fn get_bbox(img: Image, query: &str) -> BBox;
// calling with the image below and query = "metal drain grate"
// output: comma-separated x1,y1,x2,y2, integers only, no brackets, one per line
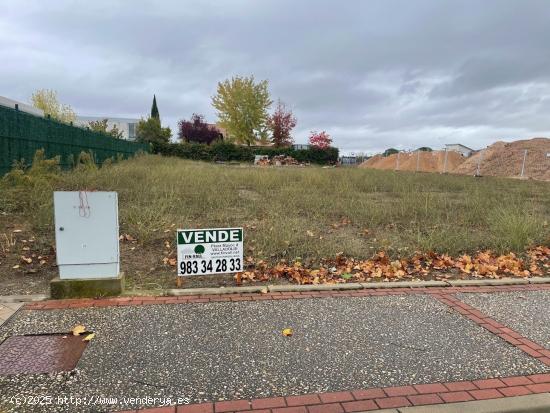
0,334,88,375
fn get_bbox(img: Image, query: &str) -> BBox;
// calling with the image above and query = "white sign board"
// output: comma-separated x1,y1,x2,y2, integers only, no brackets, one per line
177,228,243,276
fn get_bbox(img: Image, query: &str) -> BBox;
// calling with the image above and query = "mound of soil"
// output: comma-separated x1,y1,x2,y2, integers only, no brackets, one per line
452,138,550,180
360,150,466,173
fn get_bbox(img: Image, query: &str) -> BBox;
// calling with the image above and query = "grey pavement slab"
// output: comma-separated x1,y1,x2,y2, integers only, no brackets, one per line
458,290,550,350
0,294,44,326
0,303,23,326
0,295,548,412
0,294,48,303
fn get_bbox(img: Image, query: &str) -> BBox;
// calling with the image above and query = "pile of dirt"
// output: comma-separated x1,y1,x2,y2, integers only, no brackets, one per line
452,138,550,180
360,150,466,173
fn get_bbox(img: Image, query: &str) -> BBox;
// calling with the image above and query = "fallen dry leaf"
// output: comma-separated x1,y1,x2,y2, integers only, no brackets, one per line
119,234,136,242
162,257,177,266
82,333,95,342
233,246,549,286
72,325,86,336
282,328,293,337
20,256,32,264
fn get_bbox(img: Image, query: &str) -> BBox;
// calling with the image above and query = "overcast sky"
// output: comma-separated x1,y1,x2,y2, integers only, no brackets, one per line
2,0,550,154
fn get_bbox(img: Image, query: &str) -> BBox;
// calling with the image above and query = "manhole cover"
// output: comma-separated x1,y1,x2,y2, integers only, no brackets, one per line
0,334,89,375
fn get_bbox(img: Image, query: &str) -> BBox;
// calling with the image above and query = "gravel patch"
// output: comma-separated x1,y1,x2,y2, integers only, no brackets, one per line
0,295,548,412
458,290,550,349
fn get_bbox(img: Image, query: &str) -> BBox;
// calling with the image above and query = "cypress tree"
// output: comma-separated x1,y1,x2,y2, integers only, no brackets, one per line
151,95,160,120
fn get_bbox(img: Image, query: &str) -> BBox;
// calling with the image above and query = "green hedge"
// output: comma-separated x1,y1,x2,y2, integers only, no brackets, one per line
152,141,339,164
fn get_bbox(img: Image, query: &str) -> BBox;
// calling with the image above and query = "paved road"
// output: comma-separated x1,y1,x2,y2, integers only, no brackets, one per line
0,293,548,412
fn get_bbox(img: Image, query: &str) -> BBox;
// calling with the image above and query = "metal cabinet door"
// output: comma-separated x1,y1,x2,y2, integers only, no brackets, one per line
54,191,119,265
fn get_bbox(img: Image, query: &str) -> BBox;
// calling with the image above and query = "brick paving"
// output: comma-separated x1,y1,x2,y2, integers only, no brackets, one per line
22,283,550,311
112,373,550,412
431,293,550,367
109,284,550,412
2,283,549,412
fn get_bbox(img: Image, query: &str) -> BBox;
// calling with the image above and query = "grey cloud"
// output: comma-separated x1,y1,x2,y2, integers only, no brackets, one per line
2,0,550,153
431,55,550,98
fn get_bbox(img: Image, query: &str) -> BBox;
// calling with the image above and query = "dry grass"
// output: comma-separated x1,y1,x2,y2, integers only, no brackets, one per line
1,153,550,291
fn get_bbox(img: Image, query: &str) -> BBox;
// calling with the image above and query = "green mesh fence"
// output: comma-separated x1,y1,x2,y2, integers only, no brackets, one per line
0,104,150,175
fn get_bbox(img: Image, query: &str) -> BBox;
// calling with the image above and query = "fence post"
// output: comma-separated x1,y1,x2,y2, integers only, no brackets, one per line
442,148,448,173
416,151,420,172
475,150,484,176
520,149,528,178
396,151,400,171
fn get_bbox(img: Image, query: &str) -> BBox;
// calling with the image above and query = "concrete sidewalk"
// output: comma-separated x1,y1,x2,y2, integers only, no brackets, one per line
0,294,47,326
0,285,549,412
0,302,23,325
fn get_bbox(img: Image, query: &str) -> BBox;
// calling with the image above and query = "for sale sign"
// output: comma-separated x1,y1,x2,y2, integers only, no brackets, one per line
177,228,243,276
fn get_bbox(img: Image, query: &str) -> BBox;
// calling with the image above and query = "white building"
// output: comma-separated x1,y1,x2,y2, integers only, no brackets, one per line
75,116,140,140
0,95,44,117
445,143,474,157
0,96,140,141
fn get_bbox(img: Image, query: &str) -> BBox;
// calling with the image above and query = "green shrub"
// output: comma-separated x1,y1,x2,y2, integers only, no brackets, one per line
487,206,542,253
383,148,399,157
211,141,254,162
0,149,127,222
152,141,338,164
0,150,61,223
75,151,98,171
3,149,61,186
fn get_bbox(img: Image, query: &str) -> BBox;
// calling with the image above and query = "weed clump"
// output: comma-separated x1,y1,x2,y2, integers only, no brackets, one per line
1,150,61,224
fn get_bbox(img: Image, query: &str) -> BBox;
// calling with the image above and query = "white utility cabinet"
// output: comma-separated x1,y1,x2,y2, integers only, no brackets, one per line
54,191,119,279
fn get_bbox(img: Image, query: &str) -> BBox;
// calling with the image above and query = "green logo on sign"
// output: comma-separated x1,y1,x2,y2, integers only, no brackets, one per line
194,245,205,254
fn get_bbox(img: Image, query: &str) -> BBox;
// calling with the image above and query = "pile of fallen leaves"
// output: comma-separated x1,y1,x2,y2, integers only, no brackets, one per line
236,246,550,285
5,229,53,273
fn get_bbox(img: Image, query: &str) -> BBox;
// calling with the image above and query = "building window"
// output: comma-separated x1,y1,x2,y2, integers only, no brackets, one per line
128,123,136,139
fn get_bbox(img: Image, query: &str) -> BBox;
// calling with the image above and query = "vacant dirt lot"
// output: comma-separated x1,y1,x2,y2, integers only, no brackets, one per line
361,150,465,172
1,154,549,294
